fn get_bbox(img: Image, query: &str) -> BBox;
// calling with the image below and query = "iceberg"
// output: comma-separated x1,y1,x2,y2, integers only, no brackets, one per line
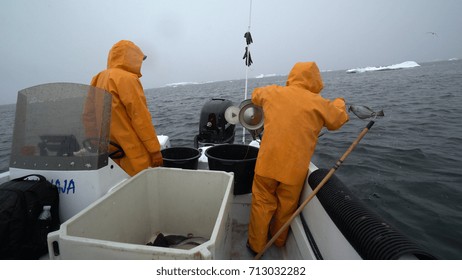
164,80,216,87
164,82,200,87
346,61,420,73
255,73,278,78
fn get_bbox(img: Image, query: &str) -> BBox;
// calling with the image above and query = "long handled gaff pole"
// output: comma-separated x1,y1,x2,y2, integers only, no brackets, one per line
255,119,377,260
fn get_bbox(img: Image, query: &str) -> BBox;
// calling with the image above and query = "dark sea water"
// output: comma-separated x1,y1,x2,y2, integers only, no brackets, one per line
1,60,461,259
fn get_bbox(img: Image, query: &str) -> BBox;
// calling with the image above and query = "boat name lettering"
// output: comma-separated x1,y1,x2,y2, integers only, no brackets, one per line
50,178,76,194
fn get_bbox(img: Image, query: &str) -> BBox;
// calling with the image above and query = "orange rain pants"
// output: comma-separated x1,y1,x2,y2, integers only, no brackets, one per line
248,174,304,252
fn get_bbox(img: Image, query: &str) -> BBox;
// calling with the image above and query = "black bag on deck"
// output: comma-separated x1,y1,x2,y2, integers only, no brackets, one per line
0,174,60,259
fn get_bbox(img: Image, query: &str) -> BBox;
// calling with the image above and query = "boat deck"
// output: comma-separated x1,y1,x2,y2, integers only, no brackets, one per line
230,220,285,260
228,194,286,260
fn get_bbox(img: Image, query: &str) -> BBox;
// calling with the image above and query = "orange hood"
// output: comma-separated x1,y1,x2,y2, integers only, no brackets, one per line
107,40,145,78
286,62,324,93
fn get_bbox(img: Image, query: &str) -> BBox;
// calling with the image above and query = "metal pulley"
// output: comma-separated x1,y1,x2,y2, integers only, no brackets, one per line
225,99,264,140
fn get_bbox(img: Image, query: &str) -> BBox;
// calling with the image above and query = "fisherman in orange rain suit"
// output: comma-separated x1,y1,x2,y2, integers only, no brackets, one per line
247,62,349,254
90,40,163,176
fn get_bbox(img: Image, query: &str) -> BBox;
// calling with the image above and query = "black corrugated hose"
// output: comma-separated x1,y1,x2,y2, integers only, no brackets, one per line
308,168,437,260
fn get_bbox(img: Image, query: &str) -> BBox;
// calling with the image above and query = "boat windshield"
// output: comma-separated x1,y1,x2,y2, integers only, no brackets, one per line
9,83,112,171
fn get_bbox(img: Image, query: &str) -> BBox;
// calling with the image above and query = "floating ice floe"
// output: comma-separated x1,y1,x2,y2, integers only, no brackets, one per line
346,61,420,73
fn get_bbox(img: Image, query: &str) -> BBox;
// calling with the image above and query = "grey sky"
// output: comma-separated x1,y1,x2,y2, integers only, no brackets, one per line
1,0,461,105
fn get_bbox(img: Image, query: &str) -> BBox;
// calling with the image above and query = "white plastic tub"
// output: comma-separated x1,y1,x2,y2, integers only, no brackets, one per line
48,167,233,259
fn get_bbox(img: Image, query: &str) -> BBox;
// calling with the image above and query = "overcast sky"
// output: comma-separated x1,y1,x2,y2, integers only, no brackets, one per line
1,0,461,105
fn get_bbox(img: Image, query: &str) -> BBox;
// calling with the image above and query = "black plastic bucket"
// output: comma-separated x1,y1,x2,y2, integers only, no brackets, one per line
205,144,259,195
161,147,201,170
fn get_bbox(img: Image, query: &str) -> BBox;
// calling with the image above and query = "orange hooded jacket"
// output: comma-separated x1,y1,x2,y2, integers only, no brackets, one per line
251,62,349,186
91,40,162,176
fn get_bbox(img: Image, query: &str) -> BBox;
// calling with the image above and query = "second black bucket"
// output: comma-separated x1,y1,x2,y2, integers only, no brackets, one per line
161,147,201,170
205,144,259,195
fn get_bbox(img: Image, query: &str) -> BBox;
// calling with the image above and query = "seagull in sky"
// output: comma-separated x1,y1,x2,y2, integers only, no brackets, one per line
426,31,438,37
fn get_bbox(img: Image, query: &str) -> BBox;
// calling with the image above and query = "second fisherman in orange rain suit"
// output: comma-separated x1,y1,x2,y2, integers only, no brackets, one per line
247,62,349,254
90,40,163,176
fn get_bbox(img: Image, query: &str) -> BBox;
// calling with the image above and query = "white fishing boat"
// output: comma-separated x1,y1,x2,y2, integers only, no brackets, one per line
0,82,435,260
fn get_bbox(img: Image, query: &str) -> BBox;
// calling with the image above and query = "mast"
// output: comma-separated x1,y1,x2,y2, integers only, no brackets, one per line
242,0,253,144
